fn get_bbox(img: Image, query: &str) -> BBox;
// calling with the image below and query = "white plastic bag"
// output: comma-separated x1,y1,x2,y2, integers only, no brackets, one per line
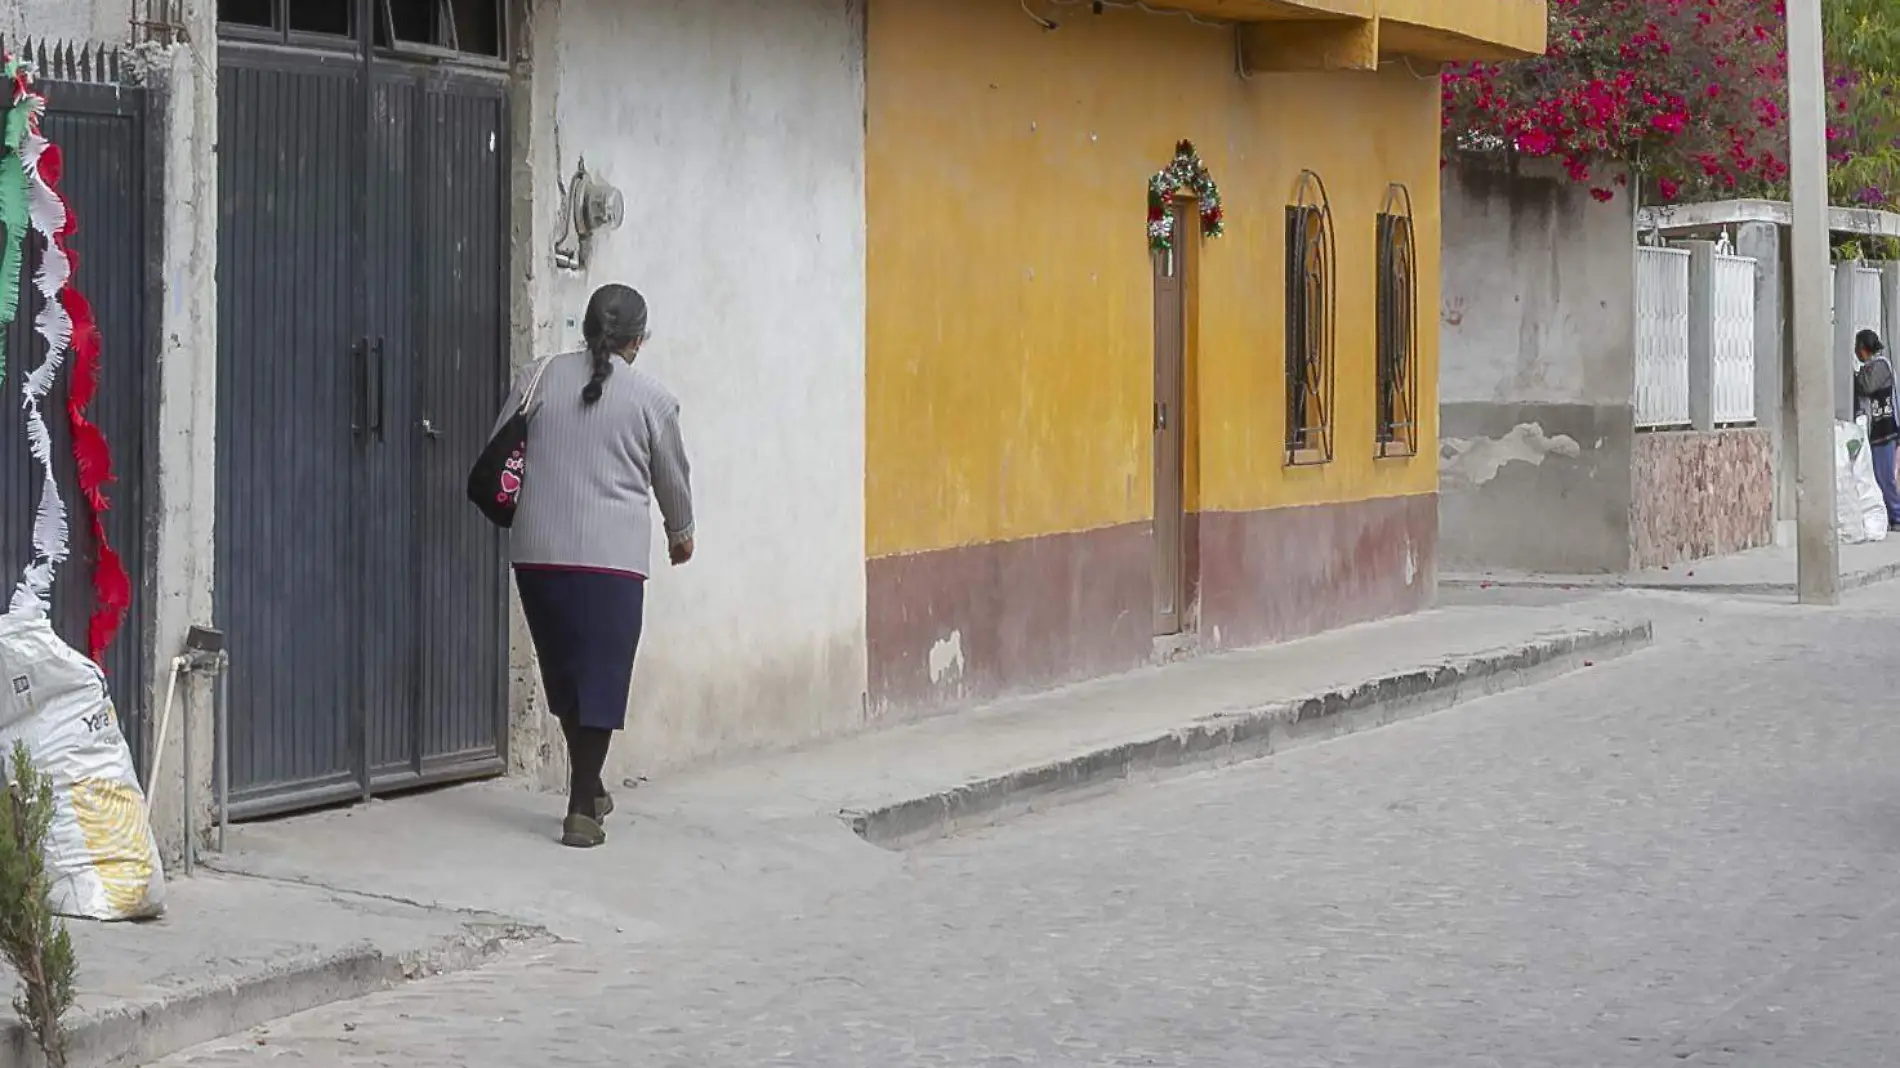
0,607,164,920
1836,419,1890,544
1852,417,1890,542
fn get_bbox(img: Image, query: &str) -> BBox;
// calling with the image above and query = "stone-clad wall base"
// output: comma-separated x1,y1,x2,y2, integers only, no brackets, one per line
1630,428,1774,569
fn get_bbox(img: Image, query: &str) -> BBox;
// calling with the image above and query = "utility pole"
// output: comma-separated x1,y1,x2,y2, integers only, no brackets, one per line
1788,0,1839,604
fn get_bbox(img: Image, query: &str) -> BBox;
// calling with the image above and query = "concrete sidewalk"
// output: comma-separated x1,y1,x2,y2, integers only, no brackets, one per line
8,599,1650,1067
0,873,542,1068
1444,535,1900,596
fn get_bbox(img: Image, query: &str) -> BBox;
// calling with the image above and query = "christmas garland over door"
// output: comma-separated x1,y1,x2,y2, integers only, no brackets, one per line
1147,139,1225,253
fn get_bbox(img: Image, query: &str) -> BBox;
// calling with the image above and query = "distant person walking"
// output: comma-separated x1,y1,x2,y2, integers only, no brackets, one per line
493,283,695,848
1854,328,1900,530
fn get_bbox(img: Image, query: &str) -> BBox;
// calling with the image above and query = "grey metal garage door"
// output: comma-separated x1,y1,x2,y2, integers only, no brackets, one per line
216,20,509,817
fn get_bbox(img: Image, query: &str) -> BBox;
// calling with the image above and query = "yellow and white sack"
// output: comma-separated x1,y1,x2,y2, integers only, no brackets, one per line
0,607,164,920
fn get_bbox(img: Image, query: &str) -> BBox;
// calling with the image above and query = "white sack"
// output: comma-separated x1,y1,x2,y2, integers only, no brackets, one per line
0,607,163,920
1837,419,1889,544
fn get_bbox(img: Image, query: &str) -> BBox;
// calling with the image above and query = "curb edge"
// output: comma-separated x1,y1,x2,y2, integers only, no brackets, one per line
0,920,543,1068
843,620,1654,850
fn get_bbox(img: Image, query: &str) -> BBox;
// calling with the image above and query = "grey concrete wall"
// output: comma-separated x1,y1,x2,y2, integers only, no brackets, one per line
1733,221,1789,521
504,0,546,784
1684,240,1717,432
1439,403,1634,573
1833,262,1859,421
0,0,130,44
135,3,217,867
1438,158,1638,573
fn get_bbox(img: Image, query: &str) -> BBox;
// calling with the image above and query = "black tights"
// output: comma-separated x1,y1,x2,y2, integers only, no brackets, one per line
560,717,613,817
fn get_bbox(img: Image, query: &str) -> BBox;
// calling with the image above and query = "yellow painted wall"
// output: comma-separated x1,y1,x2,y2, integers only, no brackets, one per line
866,0,1443,559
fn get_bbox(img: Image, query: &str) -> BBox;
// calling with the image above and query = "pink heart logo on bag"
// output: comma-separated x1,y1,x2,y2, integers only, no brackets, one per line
499,470,521,495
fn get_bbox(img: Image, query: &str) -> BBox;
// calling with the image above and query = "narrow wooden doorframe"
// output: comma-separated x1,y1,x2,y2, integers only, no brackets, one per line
1151,200,1193,638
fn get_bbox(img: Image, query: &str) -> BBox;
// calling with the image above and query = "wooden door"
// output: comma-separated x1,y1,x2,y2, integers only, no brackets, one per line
1152,204,1188,637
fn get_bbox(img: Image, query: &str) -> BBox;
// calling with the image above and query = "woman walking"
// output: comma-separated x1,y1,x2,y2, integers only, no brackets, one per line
494,283,695,848
1854,328,1900,530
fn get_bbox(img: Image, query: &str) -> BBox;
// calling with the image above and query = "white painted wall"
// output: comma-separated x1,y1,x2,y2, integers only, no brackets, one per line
0,0,130,44
521,0,867,780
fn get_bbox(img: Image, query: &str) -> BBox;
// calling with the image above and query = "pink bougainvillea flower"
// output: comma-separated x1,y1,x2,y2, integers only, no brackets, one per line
1439,0,1863,205
1519,128,1558,156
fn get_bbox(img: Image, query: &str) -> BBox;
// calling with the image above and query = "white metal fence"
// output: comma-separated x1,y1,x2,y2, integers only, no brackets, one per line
1636,246,1692,428
1710,252,1756,425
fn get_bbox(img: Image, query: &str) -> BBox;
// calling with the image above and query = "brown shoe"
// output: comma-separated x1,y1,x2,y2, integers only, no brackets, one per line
561,813,606,848
595,792,614,820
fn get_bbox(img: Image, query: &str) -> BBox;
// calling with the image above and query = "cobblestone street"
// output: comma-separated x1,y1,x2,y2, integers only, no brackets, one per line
152,586,1900,1066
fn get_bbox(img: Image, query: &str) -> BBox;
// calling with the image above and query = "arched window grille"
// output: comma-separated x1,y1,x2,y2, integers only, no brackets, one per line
1285,170,1336,465
1376,183,1419,457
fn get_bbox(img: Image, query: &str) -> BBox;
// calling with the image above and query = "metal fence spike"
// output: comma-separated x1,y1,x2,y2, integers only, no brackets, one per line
0,37,129,86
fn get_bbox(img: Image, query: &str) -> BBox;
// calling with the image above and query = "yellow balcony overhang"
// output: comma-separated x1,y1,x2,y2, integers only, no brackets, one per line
1376,0,1547,62
1238,16,1381,74
1143,0,1547,66
1133,0,1375,17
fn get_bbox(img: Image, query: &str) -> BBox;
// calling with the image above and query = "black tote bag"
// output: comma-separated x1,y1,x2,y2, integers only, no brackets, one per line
467,358,552,529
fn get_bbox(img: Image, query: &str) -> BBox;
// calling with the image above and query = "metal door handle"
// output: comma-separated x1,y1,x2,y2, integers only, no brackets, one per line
421,418,441,440
369,337,387,440
351,338,369,436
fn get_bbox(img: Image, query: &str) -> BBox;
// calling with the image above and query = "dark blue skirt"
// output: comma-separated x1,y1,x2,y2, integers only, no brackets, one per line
515,566,646,732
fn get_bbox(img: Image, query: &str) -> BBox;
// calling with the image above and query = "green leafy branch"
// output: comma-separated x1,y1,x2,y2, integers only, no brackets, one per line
0,740,75,1068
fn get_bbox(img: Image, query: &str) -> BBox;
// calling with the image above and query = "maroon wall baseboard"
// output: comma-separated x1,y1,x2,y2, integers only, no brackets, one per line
1197,493,1438,650
867,493,1438,715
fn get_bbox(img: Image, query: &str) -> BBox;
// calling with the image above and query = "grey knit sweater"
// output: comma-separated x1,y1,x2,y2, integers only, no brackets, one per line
494,351,695,578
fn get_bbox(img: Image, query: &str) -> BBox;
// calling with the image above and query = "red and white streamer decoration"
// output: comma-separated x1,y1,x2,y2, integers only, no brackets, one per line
11,91,66,614
8,72,130,661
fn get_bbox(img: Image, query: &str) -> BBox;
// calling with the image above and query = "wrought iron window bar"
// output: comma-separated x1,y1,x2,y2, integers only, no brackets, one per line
1375,183,1419,458
1285,169,1336,466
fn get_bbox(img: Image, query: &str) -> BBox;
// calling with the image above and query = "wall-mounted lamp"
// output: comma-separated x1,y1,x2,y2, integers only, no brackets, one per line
552,157,625,271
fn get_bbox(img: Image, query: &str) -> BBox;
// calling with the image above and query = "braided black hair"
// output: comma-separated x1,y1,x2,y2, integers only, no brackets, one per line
580,284,649,405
